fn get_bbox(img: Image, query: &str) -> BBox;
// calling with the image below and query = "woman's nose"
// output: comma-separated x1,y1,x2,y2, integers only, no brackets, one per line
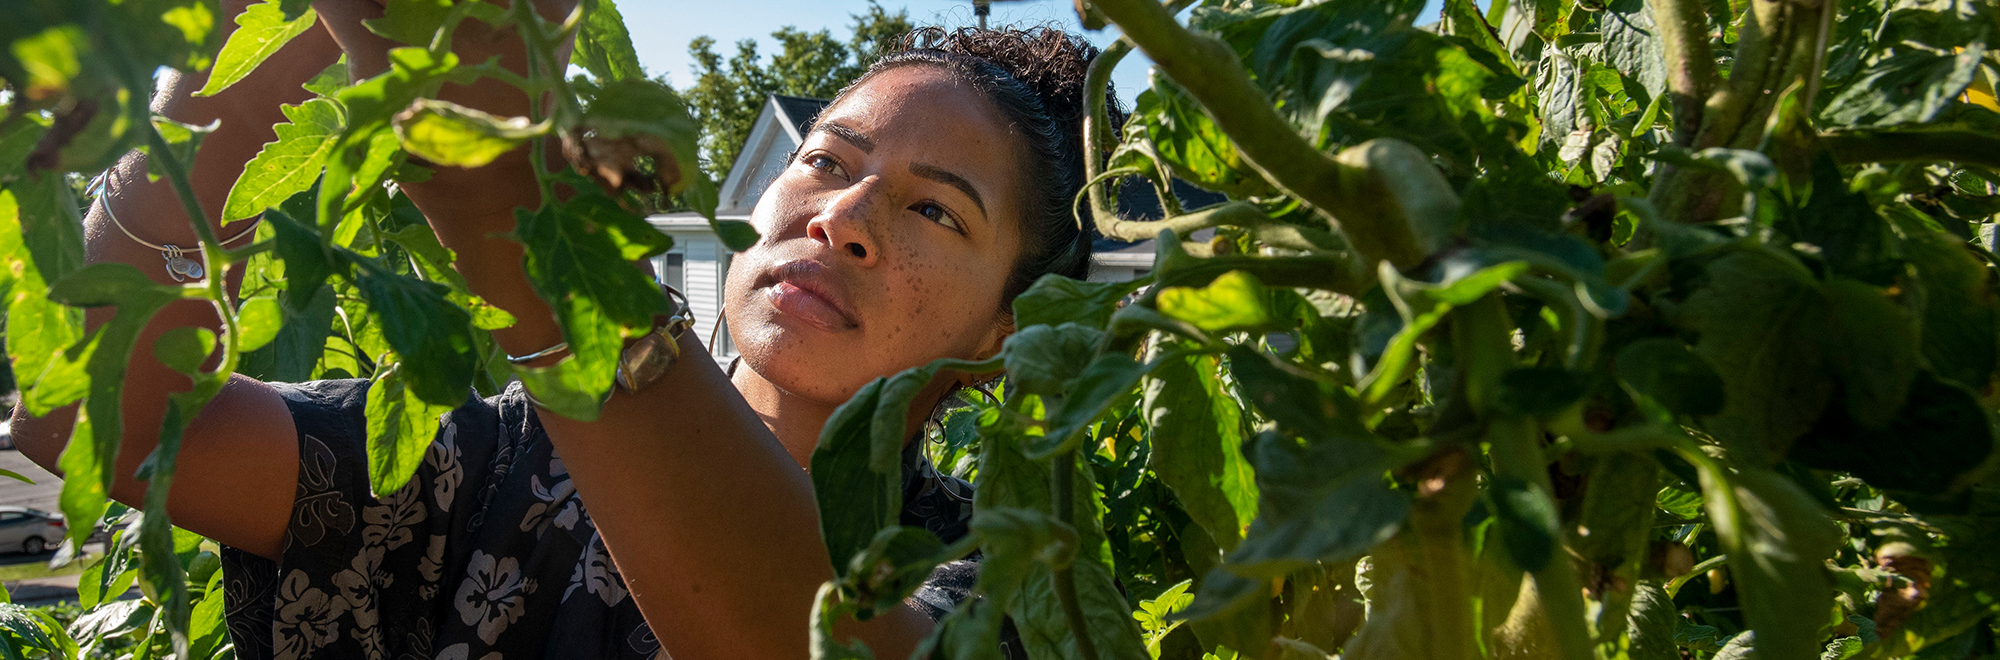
805,179,884,266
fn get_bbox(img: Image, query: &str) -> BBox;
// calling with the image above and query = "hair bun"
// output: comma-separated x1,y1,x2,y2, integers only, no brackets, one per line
895,26,1126,142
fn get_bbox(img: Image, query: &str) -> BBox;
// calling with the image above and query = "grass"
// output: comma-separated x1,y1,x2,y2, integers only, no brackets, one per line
0,554,91,583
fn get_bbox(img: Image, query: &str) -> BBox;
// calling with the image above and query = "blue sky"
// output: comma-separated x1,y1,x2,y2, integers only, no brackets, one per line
621,0,1449,107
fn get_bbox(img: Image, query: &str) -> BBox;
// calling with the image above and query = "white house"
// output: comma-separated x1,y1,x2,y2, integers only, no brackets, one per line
648,94,1217,364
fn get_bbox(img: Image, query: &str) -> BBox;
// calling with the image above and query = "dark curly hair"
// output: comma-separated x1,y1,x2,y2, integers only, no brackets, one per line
823,26,1125,316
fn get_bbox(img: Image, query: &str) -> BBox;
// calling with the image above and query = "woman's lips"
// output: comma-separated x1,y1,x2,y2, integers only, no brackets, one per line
768,280,856,331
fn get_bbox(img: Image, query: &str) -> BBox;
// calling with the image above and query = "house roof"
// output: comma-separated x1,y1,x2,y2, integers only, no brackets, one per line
771,95,829,141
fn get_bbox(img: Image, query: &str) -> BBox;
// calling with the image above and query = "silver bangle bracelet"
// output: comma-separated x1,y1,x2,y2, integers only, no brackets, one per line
505,341,570,365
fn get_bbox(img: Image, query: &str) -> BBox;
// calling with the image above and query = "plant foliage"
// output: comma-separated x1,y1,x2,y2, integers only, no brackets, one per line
0,0,1998,658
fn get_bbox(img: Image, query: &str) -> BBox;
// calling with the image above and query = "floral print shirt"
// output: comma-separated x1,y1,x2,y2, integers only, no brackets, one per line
219,379,986,660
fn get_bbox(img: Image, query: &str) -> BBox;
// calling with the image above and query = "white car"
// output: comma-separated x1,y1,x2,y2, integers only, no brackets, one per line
0,507,65,555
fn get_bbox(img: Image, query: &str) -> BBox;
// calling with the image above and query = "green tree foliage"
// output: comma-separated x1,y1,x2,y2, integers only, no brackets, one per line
681,0,911,178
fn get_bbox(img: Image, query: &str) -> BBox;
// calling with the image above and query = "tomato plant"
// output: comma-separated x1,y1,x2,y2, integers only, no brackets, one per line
811,0,2000,659
0,0,720,654
0,0,1997,658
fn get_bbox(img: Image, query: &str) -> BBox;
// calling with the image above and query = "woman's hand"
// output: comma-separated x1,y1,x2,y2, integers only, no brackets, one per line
309,0,577,360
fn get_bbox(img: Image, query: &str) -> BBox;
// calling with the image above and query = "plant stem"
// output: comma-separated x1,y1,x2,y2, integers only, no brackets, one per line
1665,554,1729,598
1458,295,1592,660
1050,450,1102,660
1650,0,1837,224
1650,0,1717,147
1486,416,1595,660
1823,129,2000,170
1088,0,1428,271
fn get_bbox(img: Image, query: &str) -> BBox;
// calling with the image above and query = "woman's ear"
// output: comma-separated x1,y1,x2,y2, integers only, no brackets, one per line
972,310,1015,363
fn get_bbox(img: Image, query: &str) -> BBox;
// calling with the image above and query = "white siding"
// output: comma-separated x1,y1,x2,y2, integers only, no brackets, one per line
686,236,735,363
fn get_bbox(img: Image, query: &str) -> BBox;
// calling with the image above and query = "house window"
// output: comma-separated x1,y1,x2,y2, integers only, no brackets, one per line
660,252,685,292
715,253,735,357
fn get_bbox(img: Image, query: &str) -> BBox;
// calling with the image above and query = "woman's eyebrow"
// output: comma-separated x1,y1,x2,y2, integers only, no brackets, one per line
813,121,875,154
909,162,987,219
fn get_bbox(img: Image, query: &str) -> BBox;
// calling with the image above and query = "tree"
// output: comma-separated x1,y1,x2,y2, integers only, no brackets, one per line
682,1,912,179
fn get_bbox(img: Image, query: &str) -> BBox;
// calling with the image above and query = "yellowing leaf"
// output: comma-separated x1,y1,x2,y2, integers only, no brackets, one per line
1157,270,1274,334
10,26,86,100
391,99,544,168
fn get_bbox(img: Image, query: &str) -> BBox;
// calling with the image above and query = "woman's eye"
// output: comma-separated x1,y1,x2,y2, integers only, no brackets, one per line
801,153,846,179
913,202,962,232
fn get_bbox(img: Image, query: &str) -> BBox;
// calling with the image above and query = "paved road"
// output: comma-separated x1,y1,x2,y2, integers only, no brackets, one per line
0,447,63,512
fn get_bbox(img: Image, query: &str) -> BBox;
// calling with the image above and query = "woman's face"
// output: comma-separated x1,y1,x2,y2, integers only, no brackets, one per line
724,65,1027,405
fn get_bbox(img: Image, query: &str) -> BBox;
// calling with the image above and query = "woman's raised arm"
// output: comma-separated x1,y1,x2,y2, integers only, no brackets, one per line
9,0,347,560
311,1,935,657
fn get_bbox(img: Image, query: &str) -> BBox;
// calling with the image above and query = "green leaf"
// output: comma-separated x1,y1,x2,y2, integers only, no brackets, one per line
1716,470,1841,660
0,188,87,415
188,570,227,660
10,175,86,284
1656,480,1706,520
710,219,759,252
1157,270,1277,334
1792,371,1996,494
1029,352,1151,458
391,98,544,168
1675,251,1831,463
841,526,952,620
1821,44,1987,128
1488,474,1560,572
196,1,317,97
573,0,645,82
1012,461,1151,660
364,362,455,497
151,326,214,376
1625,582,1682,660
47,264,183,499
351,263,475,406
1227,343,1360,440
239,200,339,382
1574,453,1659,641
1600,0,1664,101
1363,261,1530,404
1131,73,1271,199
323,46,465,228
512,190,670,418
1013,275,1145,331
222,98,343,222
235,296,282,352
1781,155,1897,282
1614,338,1726,418
1493,367,1589,417
1226,429,1408,577
303,57,349,98
1000,323,1104,396
1819,278,1918,428
812,366,935,580
1822,636,1864,660
8,25,86,100
0,116,50,186
1884,203,1999,391
1143,355,1258,550
362,0,455,47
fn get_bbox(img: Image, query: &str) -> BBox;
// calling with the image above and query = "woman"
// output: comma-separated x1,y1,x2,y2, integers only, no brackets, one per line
10,1,1115,658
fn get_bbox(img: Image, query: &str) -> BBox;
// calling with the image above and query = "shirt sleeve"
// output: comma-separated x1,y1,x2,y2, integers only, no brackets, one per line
219,379,500,660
